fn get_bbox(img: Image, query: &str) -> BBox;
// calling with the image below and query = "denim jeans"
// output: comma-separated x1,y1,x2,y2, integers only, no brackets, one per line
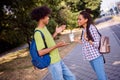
48,60,76,80
90,56,108,80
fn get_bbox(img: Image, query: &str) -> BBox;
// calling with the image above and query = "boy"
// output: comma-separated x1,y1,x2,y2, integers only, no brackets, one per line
31,6,76,80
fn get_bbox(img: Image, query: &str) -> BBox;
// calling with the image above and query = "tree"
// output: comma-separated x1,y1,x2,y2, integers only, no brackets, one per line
0,0,102,53
59,7,78,32
0,0,37,52
66,0,101,18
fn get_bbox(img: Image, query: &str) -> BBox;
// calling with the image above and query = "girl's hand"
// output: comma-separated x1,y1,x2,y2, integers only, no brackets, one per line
74,37,82,44
89,40,93,45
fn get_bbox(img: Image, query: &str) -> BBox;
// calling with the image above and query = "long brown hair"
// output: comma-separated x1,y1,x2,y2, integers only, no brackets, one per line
80,9,94,41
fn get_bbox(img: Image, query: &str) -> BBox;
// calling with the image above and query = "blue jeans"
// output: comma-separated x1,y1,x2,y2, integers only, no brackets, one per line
90,56,108,80
48,60,76,80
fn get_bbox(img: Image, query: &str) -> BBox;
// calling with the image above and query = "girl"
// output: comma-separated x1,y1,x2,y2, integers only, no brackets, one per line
76,9,107,80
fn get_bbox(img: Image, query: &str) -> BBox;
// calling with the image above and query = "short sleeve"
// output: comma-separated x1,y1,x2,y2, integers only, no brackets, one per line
34,31,45,51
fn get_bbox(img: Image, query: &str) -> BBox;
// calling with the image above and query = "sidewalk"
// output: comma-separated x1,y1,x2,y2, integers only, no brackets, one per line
42,23,120,80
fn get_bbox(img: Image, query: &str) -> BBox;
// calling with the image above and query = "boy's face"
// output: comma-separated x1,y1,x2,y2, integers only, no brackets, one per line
42,15,50,25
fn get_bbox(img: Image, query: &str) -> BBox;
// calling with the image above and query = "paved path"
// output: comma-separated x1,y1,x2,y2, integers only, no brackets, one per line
110,24,120,46
42,23,120,80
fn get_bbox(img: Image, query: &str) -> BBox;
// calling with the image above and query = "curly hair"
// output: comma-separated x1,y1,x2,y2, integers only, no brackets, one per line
31,6,51,22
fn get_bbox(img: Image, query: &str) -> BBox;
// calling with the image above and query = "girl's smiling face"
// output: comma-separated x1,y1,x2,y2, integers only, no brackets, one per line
77,14,88,27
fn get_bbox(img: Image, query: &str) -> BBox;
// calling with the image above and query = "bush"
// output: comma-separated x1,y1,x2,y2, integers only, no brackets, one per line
47,18,57,34
0,39,14,54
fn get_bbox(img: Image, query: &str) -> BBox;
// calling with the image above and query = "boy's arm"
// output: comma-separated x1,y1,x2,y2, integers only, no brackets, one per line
38,41,69,56
52,32,58,38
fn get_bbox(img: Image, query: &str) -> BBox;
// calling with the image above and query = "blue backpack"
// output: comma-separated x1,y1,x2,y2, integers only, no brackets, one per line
29,30,51,69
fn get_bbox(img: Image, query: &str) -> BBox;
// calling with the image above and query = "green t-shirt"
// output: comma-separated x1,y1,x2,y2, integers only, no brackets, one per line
34,27,61,64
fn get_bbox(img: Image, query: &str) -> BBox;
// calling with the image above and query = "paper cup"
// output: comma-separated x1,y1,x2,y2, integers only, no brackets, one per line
69,33,74,42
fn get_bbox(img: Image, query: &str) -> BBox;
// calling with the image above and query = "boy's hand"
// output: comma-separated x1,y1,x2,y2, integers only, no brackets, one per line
55,25,66,34
56,41,69,48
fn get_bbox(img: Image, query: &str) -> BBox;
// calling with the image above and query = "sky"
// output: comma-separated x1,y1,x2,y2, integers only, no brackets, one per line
101,0,120,11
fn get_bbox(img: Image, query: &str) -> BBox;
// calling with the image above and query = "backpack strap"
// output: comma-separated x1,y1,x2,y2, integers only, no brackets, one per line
96,28,102,37
93,25,102,37
34,30,47,48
